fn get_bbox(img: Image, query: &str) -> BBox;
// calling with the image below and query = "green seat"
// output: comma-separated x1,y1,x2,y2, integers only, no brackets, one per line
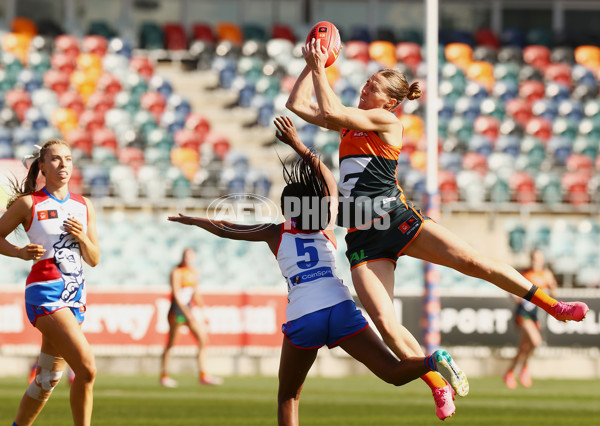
147,128,174,150
28,52,51,78
126,73,149,98
144,146,171,167
92,147,119,167
114,92,141,116
255,76,280,99
553,117,578,140
139,22,164,50
447,116,473,142
526,28,553,48
134,110,158,137
397,29,422,45
480,98,505,121
242,23,268,41
520,136,546,168
493,63,519,83
573,136,599,159
536,172,562,205
489,176,511,204
0,70,16,93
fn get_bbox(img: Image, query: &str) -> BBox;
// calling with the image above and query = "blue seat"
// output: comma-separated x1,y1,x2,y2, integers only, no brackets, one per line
505,220,526,253
167,94,191,117
349,25,371,43
531,99,558,121
237,83,255,108
451,29,475,46
149,75,173,99
545,82,570,103
547,136,572,166
439,152,463,173
468,134,493,157
0,138,13,158
558,99,584,121
438,98,455,121
464,82,489,101
500,28,526,48
108,37,133,58
492,80,518,102
23,107,49,130
13,127,38,147
572,64,597,87
495,135,520,157
17,69,43,92
454,97,481,121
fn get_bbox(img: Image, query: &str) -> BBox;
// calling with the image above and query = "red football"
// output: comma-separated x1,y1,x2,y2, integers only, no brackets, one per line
306,21,342,68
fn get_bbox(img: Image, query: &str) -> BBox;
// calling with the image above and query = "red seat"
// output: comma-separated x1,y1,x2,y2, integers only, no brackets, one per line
509,171,536,204
66,128,93,157
211,138,230,160
566,153,594,177
79,109,105,132
518,80,546,103
525,116,552,141
271,23,296,43
522,45,551,70
473,116,500,141
92,127,118,151
96,73,122,95
130,56,154,80
50,52,77,75
561,172,590,205
438,170,459,203
462,152,488,176
506,98,532,125
344,40,370,63
474,28,500,48
140,92,166,121
185,112,211,136
163,23,188,50
70,166,83,194
43,69,71,95
192,22,215,43
117,146,145,171
59,91,85,118
86,92,115,116
174,129,204,152
544,63,573,88
395,42,422,71
82,35,108,57
54,34,80,59
5,89,32,121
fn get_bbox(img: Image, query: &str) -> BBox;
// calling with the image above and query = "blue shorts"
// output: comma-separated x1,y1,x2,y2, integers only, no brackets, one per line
281,300,369,349
26,304,86,326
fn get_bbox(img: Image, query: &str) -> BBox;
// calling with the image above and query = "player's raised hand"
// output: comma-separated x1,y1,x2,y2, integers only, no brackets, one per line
274,116,302,148
302,38,328,70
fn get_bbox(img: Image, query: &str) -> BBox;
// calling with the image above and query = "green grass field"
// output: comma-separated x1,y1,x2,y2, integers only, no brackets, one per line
1,375,599,425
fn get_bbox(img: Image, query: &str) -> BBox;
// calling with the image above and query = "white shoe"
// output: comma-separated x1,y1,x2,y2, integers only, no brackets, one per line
160,376,178,388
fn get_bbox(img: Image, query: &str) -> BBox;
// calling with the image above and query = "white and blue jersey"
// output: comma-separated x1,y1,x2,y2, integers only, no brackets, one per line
276,221,352,322
24,188,88,324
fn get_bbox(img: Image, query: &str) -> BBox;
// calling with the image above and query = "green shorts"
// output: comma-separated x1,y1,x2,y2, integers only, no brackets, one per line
345,202,429,269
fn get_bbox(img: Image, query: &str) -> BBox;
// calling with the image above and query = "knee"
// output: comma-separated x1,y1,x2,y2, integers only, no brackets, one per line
74,357,97,384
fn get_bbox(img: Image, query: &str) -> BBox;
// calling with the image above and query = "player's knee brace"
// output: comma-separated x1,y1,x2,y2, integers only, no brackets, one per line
26,353,66,401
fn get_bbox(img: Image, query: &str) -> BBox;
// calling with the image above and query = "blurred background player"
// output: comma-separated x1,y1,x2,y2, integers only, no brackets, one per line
168,116,468,425
504,249,558,389
0,139,99,426
160,247,222,387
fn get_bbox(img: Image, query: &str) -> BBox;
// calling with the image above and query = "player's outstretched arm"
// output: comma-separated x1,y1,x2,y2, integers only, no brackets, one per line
168,215,280,253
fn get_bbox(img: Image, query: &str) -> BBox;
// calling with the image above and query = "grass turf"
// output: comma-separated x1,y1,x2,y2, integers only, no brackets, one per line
1,375,599,425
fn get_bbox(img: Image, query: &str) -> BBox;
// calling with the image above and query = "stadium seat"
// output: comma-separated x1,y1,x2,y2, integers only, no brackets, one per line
66,128,93,157
574,45,600,70
134,110,158,137
492,80,518,102
5,89,32,121
96,73,122,95
58,90,84,117
547,136,572,166
117,146,145,171
561,171,590,205
462,151,488,175
466,61,494,91
395,42,422,71
488,174,511,204
524,116,552,141
531,99,558,121
545,81,571,103
518,65,544,83
552,117,578,140
447,116,473,142
544,63,573,88
191,22,215,44
500,28,526,48
140,91,166,121
520,136,546,168
216,22,243,46
87,20,116,39
557,99,584,121
17,69,43,93
473,46,497,63
497,46,523,64
271,23,296,43
518,80,545,103
572,136,598,159
79,109,105,132
571,83,598,103
23,107,48,130
139,22,164,50
82,35,108,57
86,91,115,116
445,43,473,69
506,98,532,125
368,41,397,67
92,127,118,151
474,28,500,48
163,23,188,50
473,115,500,141
495,135,520,158
509,171,536,203
438,170,459,203
50,52,77,75
54,34,80,59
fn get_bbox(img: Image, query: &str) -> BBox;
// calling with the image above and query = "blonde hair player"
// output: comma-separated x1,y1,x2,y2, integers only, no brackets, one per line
286,38,589,420
168,116,468,425
0,139,100,426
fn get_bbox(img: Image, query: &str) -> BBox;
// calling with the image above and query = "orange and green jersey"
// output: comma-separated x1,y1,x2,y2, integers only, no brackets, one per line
337,128,406,229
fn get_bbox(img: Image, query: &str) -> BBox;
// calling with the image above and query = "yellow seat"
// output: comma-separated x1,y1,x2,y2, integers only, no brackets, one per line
368,41,397,68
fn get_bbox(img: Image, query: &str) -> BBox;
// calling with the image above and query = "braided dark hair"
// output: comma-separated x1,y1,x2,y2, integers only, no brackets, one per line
280,151,331,231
